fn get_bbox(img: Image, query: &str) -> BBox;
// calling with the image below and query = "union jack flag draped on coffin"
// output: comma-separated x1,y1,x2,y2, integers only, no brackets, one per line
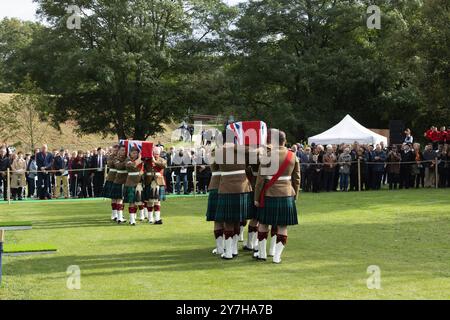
226,121,268,146
119,140,154,158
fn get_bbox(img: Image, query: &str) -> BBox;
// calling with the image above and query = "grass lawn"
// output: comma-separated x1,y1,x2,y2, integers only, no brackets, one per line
0,189,449,300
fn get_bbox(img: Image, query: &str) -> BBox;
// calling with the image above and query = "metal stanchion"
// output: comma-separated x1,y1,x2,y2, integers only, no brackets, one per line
7,169,11,205
357,159,361,191
193,164,197,197
435,158,438,189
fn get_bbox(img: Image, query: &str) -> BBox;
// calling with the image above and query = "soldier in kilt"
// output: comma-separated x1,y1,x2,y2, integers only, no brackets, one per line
143,147,167,225
103,145,119,221
215,130,253,260
123,147,144,226
243,156,261,252
111,145,128,224
205,147,223,255
253,129,300,263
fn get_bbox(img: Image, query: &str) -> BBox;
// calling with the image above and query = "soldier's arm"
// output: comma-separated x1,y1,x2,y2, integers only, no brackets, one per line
155,157,167,169
292,157,301,197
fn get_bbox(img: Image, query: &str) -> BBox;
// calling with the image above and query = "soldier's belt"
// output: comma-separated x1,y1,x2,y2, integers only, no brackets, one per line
109,169,117,172
128,172,140,176
265,176,291,181
211,172,222,176
146,172,162,176
221,170,246,176
116,170,127,174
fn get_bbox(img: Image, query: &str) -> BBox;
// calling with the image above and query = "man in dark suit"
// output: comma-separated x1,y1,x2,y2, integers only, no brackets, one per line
0,145,11,201
36,144,54,200
165,147,176,194
91,147,107,197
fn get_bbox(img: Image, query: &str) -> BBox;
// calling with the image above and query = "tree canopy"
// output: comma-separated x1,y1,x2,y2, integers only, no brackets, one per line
0,0,448,142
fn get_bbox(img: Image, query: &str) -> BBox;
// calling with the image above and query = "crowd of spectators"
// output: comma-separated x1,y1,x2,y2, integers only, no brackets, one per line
1,126,449,201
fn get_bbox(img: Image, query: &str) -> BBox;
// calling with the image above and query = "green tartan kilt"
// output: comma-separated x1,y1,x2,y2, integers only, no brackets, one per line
257,196,298,226
123,186,142,204
143,185,166,202
247,191,258,220
215,192,253,223
110,183,124,200
206,189,219,221
102,180,114,199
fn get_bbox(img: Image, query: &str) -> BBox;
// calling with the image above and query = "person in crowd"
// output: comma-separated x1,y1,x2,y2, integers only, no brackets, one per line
380,141,388,185
387,145,401,190
36,144,54,200
0,145,11,201
437,145,448,188
424,126,440,150
26,152,38,198
10,152,27,200
371,144,387,190
299,147,312,192
322,145,337,192
357,147,369,191
412,143,424,189
174,147,189,195
399,143,414,189
91,147,107,197
165,146,176,194
53,148,69,199
310,146,322,193
423,144,437,188
404,128,414,145
349,143,359,191
338,147,352,192
68,151,79,197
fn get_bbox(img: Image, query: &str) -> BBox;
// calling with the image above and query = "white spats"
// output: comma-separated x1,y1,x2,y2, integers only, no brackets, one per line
139,209,145,221
117,210,126,224
215,236,224,255
246,231,257,250
155,211,161,223
144,207,149,219
269,235,277,257
148,210,155,224
111,210,118,221
232,234,239,256
221,237,233,259
239,226,244,242
255,239,267,260
129,213,136,226
273,241,285,264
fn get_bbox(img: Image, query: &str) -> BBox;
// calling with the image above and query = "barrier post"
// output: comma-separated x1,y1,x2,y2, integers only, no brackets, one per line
6,168,11,205
193,164,197,197
104,165,108,184
435,158,438,189
357,159,361,191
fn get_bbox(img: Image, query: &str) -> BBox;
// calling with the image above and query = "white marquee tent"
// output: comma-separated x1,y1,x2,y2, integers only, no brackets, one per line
307,114,388,146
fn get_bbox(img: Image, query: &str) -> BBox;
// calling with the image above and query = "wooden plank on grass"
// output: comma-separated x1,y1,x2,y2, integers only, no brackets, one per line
0,221,32,231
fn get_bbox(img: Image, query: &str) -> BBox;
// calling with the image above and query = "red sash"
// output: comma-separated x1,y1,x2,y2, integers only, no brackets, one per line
259,150,293,208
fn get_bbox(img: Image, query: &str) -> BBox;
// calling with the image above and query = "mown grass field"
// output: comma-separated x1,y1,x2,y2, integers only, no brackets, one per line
0,189,449,300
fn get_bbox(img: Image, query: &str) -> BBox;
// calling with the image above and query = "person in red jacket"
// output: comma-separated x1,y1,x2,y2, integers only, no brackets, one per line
424,126,440,150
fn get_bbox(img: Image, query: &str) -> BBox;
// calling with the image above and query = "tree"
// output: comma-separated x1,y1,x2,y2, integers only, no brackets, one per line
25,0,237,140
0,76,53,150
0,18,41,92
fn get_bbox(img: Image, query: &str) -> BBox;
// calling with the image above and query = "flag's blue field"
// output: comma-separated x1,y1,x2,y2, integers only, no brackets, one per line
0,190,449,299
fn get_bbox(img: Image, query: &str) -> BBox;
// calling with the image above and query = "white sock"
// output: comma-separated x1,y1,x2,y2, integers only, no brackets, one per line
257,238,267,260
155,211,161,222
111,209,117,220
273,241,285,264
221,237,233,259
232,234,239,256
215,236,224,255
129,213,136,225
239,226,244,241
139,209,145,220
246,231,255,249
117,210,124,222
149,211,154,223
269,235,277,257
144,207,148,219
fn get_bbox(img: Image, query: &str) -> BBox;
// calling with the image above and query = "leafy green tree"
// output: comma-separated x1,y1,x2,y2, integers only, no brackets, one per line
26,0,236,140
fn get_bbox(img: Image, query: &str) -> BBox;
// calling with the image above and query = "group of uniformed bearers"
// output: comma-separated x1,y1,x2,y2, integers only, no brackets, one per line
102,144,167,225
206,128,301,264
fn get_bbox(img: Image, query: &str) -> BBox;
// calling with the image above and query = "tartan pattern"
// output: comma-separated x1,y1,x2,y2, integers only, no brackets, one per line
215,192,253,223
102,180,114,199
247,191,258,219
257,196,298,226
205,189,219,221
143,185,166,201
110,183,124,200
123,186,138,204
